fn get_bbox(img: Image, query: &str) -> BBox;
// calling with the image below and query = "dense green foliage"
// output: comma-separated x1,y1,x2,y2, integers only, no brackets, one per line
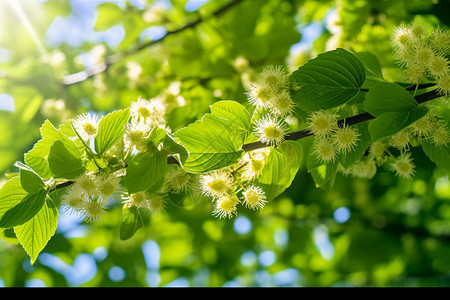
0,0,450,287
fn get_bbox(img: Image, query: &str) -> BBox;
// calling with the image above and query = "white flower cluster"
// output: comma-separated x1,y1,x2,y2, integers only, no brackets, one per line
246,65,295,146
65,82,190,220
307,110,361,164
61,172,120,222
198,161,268,219
393,21,450,96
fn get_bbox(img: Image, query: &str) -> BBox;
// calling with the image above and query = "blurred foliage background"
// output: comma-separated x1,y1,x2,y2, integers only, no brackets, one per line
1,0,450,287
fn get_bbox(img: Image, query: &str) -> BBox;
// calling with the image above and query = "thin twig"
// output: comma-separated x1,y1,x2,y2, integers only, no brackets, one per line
62,0,244,86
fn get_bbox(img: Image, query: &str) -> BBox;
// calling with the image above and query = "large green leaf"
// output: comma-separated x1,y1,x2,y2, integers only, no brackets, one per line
256,140,303,200
15,162,45,194
24,120,78,180
48,140,85,180
173,100,252,173
368,106,428,142
289,48,366,112
126,150,167,194
14,196,58,265
94,108,130,155
364,82,418,117
0,177,47,228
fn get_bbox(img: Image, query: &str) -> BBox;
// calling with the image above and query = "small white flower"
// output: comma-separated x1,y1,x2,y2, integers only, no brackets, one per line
253,115,289,146
332,126,360,154
436,76,450,96
61,185,86,215
269,89,295,117
199,170,234,199
306,110,338,137
74,172,99,197
130,97,167,126
246,82,273,109
389,129,412,151
147,193,166,214
242,185,267,210
428,121,450,147
95,173,121,201
390,152,415,179
427,54,449,79
124,121,152,151
258,65,288,90
213,194,240,219
123,191,149,208
166,166,191,194
350,159,377,179
241,152,266,181
130,97,153,120
369,141,387,159
313,137,337,163
81,199,107,223
73,113,99,141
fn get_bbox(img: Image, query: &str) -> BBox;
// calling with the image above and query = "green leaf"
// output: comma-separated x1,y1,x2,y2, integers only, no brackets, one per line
24,120,77,180
163,132,189,165
0,177,47,228
14,196,58,265
94,108,130,155
422,141,450,173
309,161,339,192
289,48,366,112
354,51,384,86
94,2,123,31
368,107,428,141
119,205,144,241
256,141,303,200
364,82,418,117
146,126,167,151
126,150,167,194
14,162,45,194
48,140,85,180
24,138,54,180
209,100,252,135
173,100,251,173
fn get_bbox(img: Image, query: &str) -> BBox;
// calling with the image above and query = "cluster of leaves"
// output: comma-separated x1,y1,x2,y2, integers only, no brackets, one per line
1,33,448,263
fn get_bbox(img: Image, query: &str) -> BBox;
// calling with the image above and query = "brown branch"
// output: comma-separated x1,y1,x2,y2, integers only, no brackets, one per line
62,0,244,86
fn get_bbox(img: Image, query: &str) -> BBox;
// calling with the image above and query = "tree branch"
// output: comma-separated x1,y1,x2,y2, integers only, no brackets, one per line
62,0,244,86
241,88,442,152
